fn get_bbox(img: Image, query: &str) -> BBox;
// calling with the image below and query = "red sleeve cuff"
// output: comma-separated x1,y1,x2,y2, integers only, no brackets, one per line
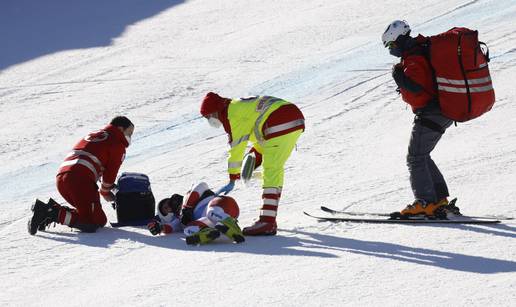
100,182,114,195
230,173,241,180
162,224,173,234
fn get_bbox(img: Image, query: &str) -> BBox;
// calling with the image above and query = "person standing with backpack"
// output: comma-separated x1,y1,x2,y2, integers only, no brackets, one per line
383,21,495,218
382,20,454,217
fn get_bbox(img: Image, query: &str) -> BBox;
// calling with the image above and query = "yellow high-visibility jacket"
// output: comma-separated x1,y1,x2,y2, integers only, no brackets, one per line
224,96,304,179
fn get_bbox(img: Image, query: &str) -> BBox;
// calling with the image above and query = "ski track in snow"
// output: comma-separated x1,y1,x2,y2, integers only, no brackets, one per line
1,0,516,306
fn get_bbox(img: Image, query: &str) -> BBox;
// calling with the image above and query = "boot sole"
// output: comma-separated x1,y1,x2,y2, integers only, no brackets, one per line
28,200,41,235
186,229,221,245
28,218,37,235
28,199,51,235
215,224,245,243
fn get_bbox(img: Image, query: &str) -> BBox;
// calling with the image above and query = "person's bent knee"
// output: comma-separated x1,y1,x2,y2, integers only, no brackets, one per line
406,153,427,166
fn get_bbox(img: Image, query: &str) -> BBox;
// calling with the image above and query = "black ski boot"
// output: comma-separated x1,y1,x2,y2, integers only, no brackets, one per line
36,198,61,231
28,199,59,235
37,218,52,231
444,198,461,216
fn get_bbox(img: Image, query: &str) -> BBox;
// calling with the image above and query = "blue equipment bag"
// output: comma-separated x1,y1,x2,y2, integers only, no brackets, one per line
114,172,155,225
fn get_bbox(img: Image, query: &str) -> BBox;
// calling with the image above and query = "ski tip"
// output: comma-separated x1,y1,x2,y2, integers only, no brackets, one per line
304,211,323,219
320,206,332,212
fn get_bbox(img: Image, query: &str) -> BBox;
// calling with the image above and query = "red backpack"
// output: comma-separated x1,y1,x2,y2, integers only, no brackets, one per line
423,27,495,122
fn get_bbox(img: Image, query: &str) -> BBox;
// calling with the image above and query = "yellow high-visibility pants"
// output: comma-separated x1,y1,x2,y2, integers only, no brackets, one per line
261,129,303,188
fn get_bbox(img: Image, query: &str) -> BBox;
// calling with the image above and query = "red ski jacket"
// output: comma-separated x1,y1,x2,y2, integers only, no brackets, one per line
399,42,436,112
58,124,129,195
219,100,305,143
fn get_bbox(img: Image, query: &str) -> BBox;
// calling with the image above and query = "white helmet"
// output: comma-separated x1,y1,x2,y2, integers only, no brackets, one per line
382,20,411,47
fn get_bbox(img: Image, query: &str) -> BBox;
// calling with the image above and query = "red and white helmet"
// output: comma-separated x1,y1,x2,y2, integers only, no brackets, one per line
208,196,239,219
382,20,411,47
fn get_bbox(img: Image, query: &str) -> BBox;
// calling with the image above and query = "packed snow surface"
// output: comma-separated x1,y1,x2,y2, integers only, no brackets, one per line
1,0,515,306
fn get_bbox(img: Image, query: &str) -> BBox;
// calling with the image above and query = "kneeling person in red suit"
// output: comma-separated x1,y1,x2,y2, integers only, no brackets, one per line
28,116,134,234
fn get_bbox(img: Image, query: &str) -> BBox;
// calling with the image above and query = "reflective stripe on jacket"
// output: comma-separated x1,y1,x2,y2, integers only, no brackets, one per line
225,96,304,177
58,125,128,190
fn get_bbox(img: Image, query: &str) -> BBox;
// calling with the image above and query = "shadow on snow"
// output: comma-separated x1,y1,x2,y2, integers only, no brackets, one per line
38,223,516,274
0,0,184,71
284,228,516,274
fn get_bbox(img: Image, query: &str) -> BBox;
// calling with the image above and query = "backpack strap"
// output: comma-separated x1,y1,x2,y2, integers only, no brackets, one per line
414,115,446,134
418,37,438,92
479,41,490,62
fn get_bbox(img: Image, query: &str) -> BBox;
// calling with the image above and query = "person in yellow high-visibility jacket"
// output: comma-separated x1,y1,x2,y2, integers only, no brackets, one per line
200,92,305,236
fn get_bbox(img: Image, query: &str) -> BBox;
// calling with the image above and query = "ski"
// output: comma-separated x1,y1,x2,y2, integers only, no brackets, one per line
320,206,390,217
320,205,513,221
304,212,501,224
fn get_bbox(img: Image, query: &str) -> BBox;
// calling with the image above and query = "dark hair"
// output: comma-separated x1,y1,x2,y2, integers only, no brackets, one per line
169,194,184,214
157,198,170,216
110,116,133,129
157,194,184,216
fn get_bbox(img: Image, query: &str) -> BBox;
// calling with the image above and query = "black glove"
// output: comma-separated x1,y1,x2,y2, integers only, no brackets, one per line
392,63,404,85
181,207,194,225
391,63,423,93
147,220,162,235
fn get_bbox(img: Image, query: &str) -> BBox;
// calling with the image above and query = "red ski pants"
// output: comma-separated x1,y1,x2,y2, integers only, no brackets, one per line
56,172,107,227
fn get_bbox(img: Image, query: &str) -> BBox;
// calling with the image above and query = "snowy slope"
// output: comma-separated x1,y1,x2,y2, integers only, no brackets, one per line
1,0,515,306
